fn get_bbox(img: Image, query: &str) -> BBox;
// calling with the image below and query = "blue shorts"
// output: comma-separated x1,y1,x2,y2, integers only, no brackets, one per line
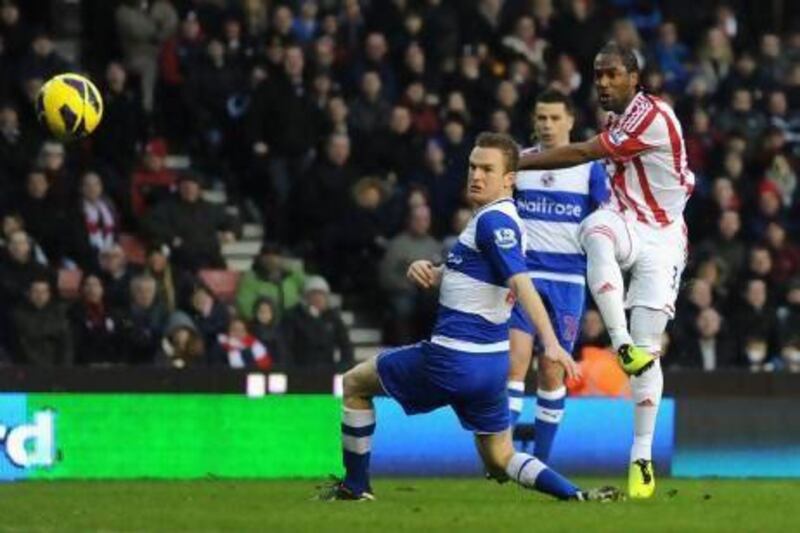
508,278,586,353
376,341,509,433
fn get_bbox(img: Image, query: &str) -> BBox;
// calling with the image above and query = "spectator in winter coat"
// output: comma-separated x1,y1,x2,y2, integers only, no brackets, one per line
68,273,122,366
142,173,238,270
283,275,353,370
98,244,135,310
250,297,289,367
217,317,272,370
130,138,177,218
236,242,304,321
187,283,229,363
119,274,167,364
11,276,72,366
156,310,205,368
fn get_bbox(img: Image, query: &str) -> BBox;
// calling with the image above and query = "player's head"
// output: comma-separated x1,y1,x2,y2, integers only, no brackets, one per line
532,89,575,149
594,41,640,113
468,132,519,206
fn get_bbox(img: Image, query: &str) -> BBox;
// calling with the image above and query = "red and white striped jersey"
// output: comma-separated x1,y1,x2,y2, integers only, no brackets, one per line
598,91,694,227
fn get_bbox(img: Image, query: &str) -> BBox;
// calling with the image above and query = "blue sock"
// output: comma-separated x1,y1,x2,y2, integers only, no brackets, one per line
507,380,525,426
534,386,566,463
341,407,375,495
505,452,578,500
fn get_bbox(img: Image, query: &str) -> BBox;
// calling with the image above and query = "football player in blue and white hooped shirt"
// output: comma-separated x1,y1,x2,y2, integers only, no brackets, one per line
507,90,609,463
322,133,621,503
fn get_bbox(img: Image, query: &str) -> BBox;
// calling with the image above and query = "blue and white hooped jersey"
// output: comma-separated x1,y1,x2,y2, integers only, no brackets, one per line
515,151,609,284
431,198,527,354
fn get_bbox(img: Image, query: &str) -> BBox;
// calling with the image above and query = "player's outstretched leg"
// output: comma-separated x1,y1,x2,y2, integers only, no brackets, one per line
581,222,653,376
319,359,383,501
627,307,667,499
533,357,566,463
475,431,623,502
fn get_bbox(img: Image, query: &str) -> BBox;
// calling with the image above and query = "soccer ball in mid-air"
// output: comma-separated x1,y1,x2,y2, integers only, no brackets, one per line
36,73,103,141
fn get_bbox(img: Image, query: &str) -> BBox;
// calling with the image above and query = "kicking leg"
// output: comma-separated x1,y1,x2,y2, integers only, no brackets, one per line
581,226,633,350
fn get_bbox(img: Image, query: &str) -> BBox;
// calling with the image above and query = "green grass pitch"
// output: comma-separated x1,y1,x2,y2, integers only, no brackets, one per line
1,478,799,532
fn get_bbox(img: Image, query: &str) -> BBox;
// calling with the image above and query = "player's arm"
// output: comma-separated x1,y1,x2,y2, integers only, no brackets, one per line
407,260,443,289
519,136,610,170
508,274,580,380
475,211,580,379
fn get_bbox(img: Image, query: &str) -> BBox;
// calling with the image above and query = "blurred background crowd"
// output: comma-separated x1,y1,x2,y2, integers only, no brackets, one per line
0,0,799,374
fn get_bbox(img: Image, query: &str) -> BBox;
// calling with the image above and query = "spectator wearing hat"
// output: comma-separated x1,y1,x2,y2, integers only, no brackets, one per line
130,138,177,218
155,310,205,368
236,242,305,322
282,275,353,370
141,172,238,271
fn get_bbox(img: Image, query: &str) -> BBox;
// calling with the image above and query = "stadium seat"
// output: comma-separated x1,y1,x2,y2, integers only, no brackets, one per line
57,269,83,300
118,233,146,265
198,269,241,304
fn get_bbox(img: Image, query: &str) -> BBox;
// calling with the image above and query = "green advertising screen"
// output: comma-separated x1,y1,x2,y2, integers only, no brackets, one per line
0,394,341,480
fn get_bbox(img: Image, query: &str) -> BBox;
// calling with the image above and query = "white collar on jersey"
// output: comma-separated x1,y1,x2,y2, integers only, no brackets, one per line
474,196,513,215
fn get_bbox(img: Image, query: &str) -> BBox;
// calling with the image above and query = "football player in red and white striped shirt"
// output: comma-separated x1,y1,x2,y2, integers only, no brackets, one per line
518,41,694,499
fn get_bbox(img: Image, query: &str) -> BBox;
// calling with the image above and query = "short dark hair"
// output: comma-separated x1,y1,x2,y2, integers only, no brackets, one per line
535,89,575,116
475,132,520,173
597,40,640,73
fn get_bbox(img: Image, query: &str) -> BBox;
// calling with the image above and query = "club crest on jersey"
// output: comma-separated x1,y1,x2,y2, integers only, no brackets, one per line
608,129,629,146
493,228,517,249
540,173,555,187
446,251,463,266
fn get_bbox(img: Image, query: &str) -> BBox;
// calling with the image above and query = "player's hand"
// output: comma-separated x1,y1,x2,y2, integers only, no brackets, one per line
542,343,581,381
407,260,437,289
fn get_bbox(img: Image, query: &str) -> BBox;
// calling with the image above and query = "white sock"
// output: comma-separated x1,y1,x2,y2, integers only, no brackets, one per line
583,231,632,350
507,380,525,420
629,359,663,462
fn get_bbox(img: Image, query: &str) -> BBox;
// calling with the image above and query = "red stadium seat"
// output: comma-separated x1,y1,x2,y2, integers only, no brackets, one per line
58,269,83,300
119,233,146,265
198,269,241,304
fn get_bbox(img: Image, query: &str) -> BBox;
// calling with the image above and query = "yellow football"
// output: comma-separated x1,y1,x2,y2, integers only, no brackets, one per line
36,73,103,141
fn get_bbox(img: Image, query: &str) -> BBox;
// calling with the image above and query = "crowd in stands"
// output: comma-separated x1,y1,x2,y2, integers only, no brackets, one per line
0,0,799,373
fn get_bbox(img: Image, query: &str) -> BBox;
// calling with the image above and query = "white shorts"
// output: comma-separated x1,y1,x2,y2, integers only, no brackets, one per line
579,208,687,318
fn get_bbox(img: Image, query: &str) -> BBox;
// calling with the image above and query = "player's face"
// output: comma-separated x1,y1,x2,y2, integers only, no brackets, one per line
593,53,638,113
533,102,574,149
467,147,514,206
